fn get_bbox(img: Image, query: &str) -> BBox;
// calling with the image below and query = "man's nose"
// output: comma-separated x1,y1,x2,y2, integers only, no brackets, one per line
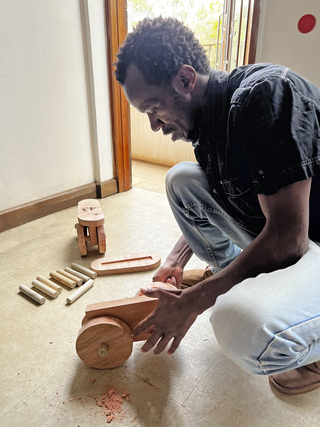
147,113,163,132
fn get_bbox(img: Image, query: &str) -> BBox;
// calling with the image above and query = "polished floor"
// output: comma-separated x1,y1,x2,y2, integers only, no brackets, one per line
1,160,320,426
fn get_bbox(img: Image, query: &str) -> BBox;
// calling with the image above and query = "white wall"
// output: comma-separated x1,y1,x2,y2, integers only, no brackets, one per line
256,0,320,87
0,0,113,212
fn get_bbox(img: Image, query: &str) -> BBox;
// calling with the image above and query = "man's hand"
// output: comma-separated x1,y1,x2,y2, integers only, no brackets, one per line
132,284,199,355
152,262,183,289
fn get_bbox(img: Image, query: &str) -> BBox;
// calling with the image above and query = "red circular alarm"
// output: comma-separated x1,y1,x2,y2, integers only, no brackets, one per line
298,14,316,34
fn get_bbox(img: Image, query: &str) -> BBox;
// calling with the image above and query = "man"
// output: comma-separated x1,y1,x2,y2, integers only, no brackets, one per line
114,17,320,395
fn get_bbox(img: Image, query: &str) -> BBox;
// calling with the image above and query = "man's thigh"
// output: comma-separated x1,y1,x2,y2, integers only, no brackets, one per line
210,240,320,375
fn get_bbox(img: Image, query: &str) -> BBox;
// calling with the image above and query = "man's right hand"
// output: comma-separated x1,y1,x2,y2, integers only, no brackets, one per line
152,261,183,289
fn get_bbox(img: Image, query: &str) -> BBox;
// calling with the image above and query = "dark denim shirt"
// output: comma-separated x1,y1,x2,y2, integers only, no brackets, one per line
193,64,320,239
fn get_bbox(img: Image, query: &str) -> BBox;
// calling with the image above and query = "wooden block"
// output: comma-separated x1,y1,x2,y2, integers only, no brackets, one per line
90,252,161,275
77,199,105,227
50,271,77,288
97,224,106,254
85,295,158,339
37,275,63,293
75,223,87,256
19,285,46,304
57,269,83,286
71,263,97,279
66,279,94,304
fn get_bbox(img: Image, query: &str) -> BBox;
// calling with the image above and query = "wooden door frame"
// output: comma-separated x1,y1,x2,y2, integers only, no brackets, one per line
105,0,261,192
105,0,131,193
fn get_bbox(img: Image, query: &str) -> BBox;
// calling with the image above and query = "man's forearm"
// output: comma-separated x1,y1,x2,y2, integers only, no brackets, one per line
184,225,309,316
165,235,193,269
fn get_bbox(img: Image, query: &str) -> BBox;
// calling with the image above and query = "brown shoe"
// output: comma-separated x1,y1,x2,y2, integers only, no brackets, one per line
181,266,214,289
269,362,320,395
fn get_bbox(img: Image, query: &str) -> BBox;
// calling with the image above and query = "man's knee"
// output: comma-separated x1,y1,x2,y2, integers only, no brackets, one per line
210,275,320,376
165,161,207,196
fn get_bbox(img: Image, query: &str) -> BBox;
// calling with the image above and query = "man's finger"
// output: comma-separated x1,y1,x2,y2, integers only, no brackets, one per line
140,329,163,353
153,335,172,355
132,313,155,336
167,336,183,355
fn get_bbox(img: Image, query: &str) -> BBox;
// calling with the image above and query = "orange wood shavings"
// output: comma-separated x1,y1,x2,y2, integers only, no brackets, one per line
93,386,131,423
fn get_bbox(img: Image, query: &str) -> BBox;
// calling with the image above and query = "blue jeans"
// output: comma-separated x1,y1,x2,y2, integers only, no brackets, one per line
166,161,320,375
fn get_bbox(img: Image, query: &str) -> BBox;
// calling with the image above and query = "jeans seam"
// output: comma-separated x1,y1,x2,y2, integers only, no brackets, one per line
190,219,219,269
185,202,254,235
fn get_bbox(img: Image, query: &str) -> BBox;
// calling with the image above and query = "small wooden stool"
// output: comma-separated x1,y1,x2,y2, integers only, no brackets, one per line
75,199,106,256
76,283,176,369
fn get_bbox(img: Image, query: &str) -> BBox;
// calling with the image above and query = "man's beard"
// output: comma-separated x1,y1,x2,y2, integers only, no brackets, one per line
167,88,195,141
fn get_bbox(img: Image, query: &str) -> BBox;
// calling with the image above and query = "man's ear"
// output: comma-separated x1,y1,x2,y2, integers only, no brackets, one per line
171,65,197,95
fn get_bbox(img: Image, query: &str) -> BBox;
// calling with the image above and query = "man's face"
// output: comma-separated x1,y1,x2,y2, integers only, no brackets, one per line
123,63,195,142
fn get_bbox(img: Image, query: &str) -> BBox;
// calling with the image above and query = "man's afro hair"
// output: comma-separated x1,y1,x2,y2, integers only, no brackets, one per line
114,16,210,86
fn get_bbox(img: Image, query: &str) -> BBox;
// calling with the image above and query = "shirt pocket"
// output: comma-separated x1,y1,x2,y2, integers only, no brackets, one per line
220,178,265,220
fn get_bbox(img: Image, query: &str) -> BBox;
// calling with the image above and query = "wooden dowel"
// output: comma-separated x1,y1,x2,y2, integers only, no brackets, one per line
71,263,97,279
50,271,76,289
66,279,94,304
65,267,91,282
37,276,63,293
19,285,46,305
57,269,83,286
32,280,59,299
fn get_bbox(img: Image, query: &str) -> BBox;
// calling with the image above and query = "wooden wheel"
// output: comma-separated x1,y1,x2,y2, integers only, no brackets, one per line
76,316,133,369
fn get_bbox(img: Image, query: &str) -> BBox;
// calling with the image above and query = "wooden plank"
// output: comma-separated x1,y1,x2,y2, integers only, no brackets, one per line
85,295,158,333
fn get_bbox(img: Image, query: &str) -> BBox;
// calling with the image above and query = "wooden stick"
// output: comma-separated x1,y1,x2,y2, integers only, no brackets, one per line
57,269,83,286
71,263,97,279
19,285,46,304
50,271,76,288
32,280,59,299
37,275,63,293
65,267,91,282
66,279,94,304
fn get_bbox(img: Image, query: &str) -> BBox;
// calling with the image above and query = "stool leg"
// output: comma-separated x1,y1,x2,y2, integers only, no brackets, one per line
89,226,98,246
97,225,106,254
75,223,87,256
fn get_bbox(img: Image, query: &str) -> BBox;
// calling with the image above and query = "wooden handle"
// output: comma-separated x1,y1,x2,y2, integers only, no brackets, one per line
65,267,91,282
57,269,83,286
37,275,63,293
19,285,46,305
50,271,76,288
71,263,97,279
32,280,59,299
66,279,94,304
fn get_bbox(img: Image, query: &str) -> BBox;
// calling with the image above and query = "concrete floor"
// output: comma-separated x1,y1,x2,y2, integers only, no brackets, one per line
1,160,320,426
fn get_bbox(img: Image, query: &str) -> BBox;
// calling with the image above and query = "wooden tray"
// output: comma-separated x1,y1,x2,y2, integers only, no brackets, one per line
90,252,161,275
